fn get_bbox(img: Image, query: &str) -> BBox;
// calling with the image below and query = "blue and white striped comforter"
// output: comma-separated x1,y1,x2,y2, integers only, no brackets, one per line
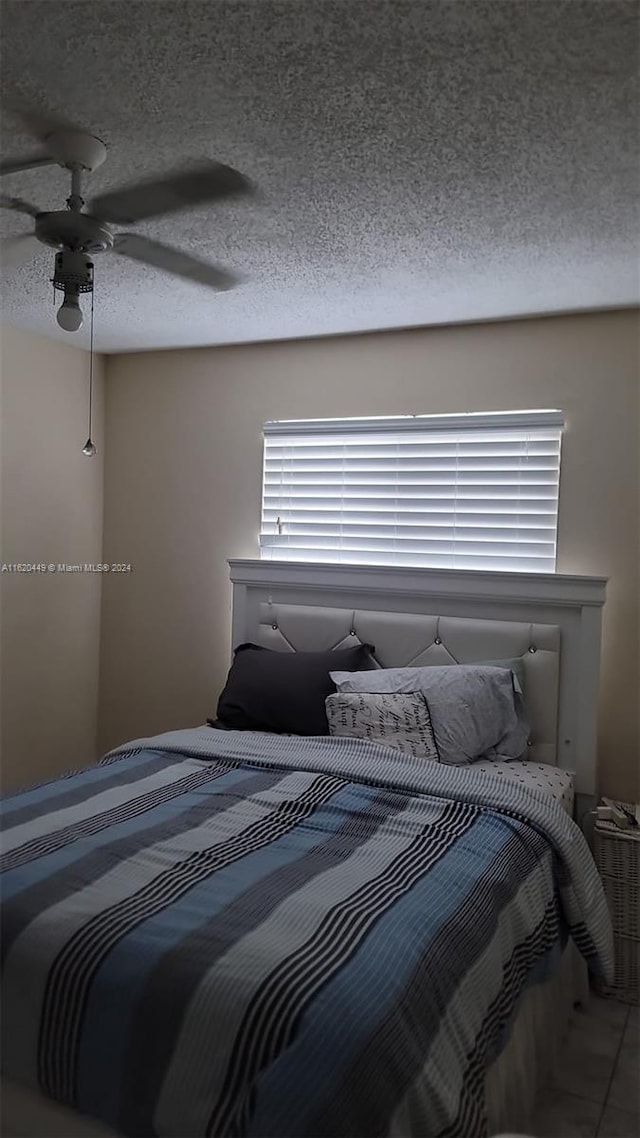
1,728,612,1138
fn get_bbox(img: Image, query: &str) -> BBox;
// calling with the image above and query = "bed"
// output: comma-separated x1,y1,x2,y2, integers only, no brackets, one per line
0,560,611,1138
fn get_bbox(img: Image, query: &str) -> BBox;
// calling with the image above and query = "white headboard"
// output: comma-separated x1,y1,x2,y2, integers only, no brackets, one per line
228,560,607,798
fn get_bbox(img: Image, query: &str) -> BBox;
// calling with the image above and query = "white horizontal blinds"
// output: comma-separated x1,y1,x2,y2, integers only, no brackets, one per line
260,412,564,572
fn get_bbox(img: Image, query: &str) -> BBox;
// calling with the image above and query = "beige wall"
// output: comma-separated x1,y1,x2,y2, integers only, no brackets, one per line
1,325,105,790
100,310,639,799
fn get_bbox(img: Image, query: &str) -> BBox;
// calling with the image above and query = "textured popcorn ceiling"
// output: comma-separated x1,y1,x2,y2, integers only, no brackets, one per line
0,0,638,353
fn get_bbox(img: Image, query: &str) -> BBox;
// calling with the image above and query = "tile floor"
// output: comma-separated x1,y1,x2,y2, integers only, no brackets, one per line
531,995,638,1137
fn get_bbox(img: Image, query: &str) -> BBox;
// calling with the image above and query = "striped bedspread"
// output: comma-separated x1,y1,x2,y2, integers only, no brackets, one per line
1,728,612,1138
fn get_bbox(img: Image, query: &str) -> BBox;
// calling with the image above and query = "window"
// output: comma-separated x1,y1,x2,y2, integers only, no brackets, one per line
260,411,564,573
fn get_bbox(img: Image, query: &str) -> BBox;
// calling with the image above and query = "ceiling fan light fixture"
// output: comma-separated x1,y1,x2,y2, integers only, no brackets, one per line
56,285,84,331
52,250,93,332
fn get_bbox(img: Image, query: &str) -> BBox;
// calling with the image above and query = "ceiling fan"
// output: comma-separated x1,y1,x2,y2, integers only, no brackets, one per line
1,121,253,331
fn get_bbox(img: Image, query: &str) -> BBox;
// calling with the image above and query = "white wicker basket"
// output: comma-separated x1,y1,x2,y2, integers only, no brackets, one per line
594,806,639,1003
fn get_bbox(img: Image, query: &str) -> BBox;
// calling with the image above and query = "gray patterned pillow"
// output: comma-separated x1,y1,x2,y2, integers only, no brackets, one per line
325,691,439,761
330,664,529,765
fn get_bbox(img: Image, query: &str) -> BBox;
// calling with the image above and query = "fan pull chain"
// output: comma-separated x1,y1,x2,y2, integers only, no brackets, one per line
82,288,97,457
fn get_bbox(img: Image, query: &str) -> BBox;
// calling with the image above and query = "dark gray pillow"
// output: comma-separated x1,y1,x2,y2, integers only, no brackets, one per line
215,642,376,736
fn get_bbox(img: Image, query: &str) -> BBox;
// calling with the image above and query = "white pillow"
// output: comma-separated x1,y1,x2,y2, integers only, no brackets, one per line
325,691,439,761
329,664,529,766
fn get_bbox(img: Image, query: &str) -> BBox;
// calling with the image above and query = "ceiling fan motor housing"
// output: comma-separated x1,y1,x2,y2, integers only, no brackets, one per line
35,210,114,254
52,249,94,294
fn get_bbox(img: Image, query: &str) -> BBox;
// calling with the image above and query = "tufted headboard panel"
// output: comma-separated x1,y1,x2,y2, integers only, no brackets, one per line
256,602,559,765
228,559,607,796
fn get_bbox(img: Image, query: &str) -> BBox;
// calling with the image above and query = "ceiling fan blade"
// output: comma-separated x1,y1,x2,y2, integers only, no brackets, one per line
0,153,56,177
2,97,80,144
91,162,253,225
112,234,240,291
0,192,42,217
0,232,40,269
